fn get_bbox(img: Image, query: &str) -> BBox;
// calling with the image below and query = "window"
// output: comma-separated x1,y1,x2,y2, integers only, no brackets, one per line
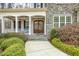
60,16,65,22
53,15,72,28
24,20,29,33
30,3,34,8
15,3,23,8
18,21,21,30
53,16,59,28
60,16,65,27
5,20,11,29
25,3,30,8
7,3,13,8
54,16,59,22
34,3,36,8
66,16,71,22
36,3,41,8
41,3,43,8
0,3,6,9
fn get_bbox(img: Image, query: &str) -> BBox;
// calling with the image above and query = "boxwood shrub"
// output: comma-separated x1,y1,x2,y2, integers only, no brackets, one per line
1,37,25,50
50,29,58,40
0,39,5,45
0,32,27,42
51,38,79,56
1,43,26,56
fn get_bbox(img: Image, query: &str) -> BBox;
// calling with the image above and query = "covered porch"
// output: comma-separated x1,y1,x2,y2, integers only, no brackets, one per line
0,12,46,35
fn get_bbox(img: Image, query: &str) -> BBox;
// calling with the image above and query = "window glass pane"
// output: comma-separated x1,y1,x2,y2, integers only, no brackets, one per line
24,20,29,33
39,21,43,30
30,3,34,8
45,3,47,7
66,16,71,22
1,3,6,9
60,16,65,22
34,21,38,29
36,3,41,8
7,3,13,8
18,21,21,31
41,3,43,8
54,16,59,22
54,23,59,28
25,3,30,8
5,20,11,29
60,23,65,27
15,3,23,8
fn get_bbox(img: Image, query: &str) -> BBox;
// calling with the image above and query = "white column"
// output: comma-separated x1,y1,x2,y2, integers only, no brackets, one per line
77,11,79,22
43,3,45,8
15,16,18,32
44,16,46,35
29,16,31,35
65,16,66,25
59,16,60,28
21,20,24,32
71,16,72,24
23,3,25,8
1,16,4,33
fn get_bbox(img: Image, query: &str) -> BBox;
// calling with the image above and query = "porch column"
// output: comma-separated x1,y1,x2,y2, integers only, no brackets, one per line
15,16,18,32
29,16,31,35
1,16,4,33
44,16,46,35
21,20,24,32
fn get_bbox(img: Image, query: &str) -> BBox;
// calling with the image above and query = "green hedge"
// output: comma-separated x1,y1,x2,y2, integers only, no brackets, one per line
50,29,58,40
0,39,5,45
1,43,26,56
1,37,25,50
0,32,27,42
51,38,79,56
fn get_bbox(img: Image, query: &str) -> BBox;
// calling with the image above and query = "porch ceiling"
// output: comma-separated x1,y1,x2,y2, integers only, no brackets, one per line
4,16,29,20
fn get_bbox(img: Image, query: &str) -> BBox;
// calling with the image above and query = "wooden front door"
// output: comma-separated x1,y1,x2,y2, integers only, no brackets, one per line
33,20,44,33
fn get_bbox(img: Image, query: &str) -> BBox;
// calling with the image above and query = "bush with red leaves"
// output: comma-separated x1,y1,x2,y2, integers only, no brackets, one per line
57,23,79,45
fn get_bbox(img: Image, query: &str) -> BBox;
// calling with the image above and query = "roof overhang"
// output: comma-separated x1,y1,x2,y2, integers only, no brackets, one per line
0,8,48,13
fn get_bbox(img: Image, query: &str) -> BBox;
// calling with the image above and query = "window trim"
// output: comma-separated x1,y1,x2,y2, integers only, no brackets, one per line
53,15,72,28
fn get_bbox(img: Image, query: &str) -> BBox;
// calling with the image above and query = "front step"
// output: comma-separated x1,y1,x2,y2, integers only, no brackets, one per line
27,34,48,41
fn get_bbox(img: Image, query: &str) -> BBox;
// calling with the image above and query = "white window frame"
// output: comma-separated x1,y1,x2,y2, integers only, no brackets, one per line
4,19,11,29
53,15,72,28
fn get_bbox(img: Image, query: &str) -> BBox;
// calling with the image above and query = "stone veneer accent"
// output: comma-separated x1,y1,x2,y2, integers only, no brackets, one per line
46,3,79,35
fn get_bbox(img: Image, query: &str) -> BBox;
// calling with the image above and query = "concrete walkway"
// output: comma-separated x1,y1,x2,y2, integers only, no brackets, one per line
25,41,68,56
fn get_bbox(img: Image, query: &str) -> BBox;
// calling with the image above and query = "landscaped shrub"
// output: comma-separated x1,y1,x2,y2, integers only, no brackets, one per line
0,39,5,45
1,37,25,50
1,43,26,56
0,32,27,42
51,38,79,56
49,29,58,40
57,23,79,45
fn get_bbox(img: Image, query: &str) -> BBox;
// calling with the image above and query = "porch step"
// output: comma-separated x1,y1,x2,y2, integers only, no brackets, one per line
26,34,48,41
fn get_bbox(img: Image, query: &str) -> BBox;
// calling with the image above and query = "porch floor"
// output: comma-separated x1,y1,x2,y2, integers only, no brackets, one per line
25,41,68,56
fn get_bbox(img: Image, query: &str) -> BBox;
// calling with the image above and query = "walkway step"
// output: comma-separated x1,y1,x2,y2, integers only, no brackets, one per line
27,34,48,41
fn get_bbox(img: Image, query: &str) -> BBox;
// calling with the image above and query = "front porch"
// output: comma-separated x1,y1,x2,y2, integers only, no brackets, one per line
0,12,46,35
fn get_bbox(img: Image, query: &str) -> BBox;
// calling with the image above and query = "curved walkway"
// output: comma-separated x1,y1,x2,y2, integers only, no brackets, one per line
25,41,68,56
